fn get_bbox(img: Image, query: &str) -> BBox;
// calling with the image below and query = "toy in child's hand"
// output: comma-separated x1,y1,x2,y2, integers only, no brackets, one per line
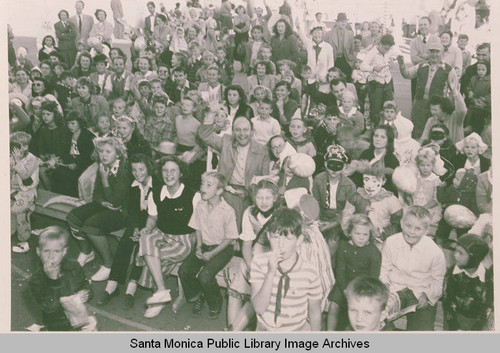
392,166,418,194
444,204,477,229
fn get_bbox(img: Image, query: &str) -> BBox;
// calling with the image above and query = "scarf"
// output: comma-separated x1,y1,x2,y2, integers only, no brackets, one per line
274,254,299,324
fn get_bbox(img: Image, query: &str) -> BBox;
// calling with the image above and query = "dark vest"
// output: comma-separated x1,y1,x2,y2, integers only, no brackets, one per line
152,185,195,235
415,63,452,100
110,73,127,100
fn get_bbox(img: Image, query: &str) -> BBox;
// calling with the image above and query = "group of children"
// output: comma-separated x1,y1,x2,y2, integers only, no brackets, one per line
9,0,493,333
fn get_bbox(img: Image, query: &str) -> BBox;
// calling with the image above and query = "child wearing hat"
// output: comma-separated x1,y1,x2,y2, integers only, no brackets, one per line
443,234,493,330
312,145,356,255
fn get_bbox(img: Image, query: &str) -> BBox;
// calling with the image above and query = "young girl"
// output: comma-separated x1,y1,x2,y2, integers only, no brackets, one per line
11,132,40,253
406,148,443,235
115,116,151,157
227,179,279,331
276,60,301,102
137,156,196,318
288,118,316,157
249,85,273,116
29,100,69,190
38,35,58,62
465,62,490,134
224,85,254,125
247,61,276,97
455,133,491,176
51,111,94,197
134,56,157,82
338,90,364,134
327,214,382,330
97,154,161,309
66,137,131,281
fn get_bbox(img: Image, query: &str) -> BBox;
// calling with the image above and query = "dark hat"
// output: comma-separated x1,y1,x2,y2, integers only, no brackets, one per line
324,144,350,163
336,13,348,21
456,234,489,269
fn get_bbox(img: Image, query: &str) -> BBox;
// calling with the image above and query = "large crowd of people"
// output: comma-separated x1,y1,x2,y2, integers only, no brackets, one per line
8,0,493,332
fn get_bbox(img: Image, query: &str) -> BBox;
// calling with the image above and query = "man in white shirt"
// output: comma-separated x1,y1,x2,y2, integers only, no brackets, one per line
360,34,398,126
144,1,158,45
297,21,334,83
380,206,446,331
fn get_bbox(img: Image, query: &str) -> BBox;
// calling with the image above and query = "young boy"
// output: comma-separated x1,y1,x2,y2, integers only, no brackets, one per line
174,97,203,167
197,65,225,104
251,98,281,146
342,163,402,245
257,44,277,75
457,34,472,76
178,172,238,319
216,45,235,86
346,276,394,331
250,207,322,331
443,234,492,331
380,206,447,331
89,54,112,97
143,95,178,147
28,226,96,331
11,132,39,253
244,25,265,74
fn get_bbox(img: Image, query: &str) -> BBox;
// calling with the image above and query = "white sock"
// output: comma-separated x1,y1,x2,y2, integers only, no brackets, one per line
125,281,137,296
105,280,118,294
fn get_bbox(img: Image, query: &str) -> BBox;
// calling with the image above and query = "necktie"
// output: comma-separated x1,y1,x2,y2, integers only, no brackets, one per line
274,255,299,324
79,15,82,32
313,43,321,62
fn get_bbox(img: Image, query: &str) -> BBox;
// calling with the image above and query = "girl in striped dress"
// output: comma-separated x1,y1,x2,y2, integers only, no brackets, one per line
136,156,196,318
227,179,279,331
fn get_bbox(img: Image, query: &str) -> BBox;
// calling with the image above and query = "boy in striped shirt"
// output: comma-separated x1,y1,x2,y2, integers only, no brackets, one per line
250,208,322,331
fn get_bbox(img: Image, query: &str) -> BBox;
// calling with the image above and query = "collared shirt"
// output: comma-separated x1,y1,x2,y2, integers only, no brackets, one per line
464,158,481,176
380,232,446,305
147,183,184,216
441,45,463,77
251,115,281,146
229,143,250,186
103,159,120,177
132,176,153,211
328,179,339,210
188,198,239,246
239,207,273,242
452,263,486,283
360,45,398,84
406,61,459,100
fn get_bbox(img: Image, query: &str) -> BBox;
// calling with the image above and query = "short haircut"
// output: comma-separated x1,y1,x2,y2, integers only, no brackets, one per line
420,16,431,24
260,97,273,107
206,64,221,75
158,155,188,182
346,214,376,240
301,64,312,72
115,116,137,128
202,171,227,189
10,131,31,146
345,276,389,310
458,34,469,41
440,30,453,39
58,10,69,19
252,25,264,33
274,80,292,93
477,42,490,52
361,164,387,180
429,95,455,114
65,110,87,129
416,147,436,165
147,1,155,7
403,205,431,224
95,9,107,19
76,77,94,94
156,13,167,23
38,225,70,249
138,79,151,88
380,34,395,46
267,207,302,238
152,95,169,106
129,153,155,177
330,77,347,88
60,70,74,80
113,97,127,106
252,179,279,200
113,55,126,64
172,66,186,74
354,34,362,41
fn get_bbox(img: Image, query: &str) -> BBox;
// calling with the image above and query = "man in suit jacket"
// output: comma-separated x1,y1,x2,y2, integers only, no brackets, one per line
70,1,94,45
325,13,355,80
199,115,270,230
144,1,158,45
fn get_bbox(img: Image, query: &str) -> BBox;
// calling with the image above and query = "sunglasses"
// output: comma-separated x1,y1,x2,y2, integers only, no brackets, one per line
33,83,44,87
430,131,446,140
326,160,345,171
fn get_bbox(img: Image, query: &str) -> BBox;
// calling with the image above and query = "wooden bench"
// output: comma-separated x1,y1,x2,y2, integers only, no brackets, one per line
34,188,243,311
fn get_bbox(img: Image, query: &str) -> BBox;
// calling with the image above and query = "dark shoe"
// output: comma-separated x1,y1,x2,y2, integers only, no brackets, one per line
97,290,119,306
208,308,221,320
123,294,135,309
192,297,205,316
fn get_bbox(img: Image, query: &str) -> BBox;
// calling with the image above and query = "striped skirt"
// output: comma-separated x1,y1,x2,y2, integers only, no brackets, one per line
136,228,193,289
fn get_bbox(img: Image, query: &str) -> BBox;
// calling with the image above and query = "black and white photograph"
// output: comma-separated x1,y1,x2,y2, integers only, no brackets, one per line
6,0,495,334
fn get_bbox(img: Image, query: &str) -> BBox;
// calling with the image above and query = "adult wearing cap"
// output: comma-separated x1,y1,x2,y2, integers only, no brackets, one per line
398,35,459,139
312,145,356,253
199,114,270,231
70,1,94,45
360,34,398,126
296,20,334,83
55,9,79,69
443,234,493,331
325,13,355,81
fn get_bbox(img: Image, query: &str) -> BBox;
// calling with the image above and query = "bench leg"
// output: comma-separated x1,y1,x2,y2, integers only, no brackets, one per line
172,276,186,313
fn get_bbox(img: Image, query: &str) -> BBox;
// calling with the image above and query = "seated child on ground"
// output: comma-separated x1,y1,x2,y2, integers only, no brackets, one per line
250,207,322,331
28,226,96,331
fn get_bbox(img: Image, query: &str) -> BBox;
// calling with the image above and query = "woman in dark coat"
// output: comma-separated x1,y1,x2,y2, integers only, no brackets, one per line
270,19,299,65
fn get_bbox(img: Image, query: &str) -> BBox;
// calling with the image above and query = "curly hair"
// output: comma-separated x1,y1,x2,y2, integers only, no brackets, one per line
224,85,247,106
272,19,293,38
92,136,128,162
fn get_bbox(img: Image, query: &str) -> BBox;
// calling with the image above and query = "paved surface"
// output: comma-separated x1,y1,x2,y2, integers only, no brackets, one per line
10,37,424,332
